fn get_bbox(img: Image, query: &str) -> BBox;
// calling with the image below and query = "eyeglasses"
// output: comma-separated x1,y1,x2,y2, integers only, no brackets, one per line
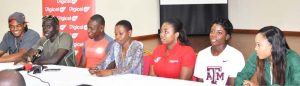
42,15,59,23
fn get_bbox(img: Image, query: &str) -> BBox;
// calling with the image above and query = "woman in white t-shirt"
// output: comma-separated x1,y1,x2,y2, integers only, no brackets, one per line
193,18,245,85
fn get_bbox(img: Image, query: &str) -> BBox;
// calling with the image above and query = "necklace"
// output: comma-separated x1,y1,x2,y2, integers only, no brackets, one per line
14,38,20,52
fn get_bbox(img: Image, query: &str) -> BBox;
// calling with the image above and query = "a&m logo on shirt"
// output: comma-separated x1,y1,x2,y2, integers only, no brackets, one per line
206,66,224,84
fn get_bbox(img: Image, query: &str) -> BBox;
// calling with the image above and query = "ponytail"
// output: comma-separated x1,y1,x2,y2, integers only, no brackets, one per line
178,28,191,46
163,18,191,46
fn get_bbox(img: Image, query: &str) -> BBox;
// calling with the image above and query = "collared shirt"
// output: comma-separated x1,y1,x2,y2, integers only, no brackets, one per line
97,40,144,75
0,29,40,54
150,41,196,79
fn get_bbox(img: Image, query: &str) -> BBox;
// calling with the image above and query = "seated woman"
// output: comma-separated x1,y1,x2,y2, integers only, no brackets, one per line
235,26,300,85
193,18,245,85
89,20,144,76
149,18,196,80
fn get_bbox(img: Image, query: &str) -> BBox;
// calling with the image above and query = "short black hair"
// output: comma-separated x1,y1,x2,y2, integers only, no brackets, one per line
0,69,26,86
210,18,233,37
24,24,28,32
90,14,105,26
115,20,132,31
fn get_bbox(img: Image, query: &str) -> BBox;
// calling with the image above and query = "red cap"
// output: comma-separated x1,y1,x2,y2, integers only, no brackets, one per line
8,12,28,24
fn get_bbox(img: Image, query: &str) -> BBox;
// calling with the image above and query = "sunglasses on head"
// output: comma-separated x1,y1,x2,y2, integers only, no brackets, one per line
42,15,59,23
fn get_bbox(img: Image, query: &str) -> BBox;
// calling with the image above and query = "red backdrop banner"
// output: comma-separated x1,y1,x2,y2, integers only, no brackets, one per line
42,0,95,64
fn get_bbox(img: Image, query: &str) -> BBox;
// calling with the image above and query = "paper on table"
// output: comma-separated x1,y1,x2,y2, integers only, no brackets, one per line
0,62,23,71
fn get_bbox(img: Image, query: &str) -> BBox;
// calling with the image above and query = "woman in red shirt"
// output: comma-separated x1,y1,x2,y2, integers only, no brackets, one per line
149,18,196,80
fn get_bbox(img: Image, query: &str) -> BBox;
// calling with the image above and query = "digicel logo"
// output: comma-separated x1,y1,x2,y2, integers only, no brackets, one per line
57,0,78,4
69,25,88,30
45,7,66,13
57,16,78,22
60,7,67,12
84,25,88,30
60,25,67,30
69,6,90,13
71,33,79,39
72,16,78,21
74,42,84,47
84,6,90,12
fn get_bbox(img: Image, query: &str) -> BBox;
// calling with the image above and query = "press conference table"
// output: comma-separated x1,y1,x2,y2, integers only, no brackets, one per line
0,63,202,86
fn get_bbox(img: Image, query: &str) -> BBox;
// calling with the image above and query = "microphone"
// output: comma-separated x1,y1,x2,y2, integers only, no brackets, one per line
37,46,43,54
31,46,43,62
15,64,48,74
15,64,33,71
15,67,24,71
31,39,49,63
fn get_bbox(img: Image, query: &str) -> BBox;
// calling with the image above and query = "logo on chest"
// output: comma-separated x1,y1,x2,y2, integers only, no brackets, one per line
169,59,179,63
154,57,179,64
154,57,161,63
206,66,225,84
95,48,104,54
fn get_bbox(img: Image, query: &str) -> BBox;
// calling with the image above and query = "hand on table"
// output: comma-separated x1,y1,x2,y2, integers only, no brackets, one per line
94,70,112,77
88,67,113,77
243,80,257,86
88,67,97,75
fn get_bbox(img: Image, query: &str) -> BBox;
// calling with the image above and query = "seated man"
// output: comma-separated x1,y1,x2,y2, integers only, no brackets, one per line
0,12,40,63
24,15,74,66
79,14,114,68
0,69,26,86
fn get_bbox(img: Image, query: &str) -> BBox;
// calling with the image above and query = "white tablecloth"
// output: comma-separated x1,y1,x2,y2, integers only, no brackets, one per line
0,63,203,86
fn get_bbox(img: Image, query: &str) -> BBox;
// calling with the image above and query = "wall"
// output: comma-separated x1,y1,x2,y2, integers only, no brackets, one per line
1,0,299,40
0,0,159,41
160,0,227,5
229,0,300,31
95,0,159,38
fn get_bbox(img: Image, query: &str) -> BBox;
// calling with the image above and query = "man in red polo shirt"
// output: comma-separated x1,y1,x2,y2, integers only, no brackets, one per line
79,14,113,68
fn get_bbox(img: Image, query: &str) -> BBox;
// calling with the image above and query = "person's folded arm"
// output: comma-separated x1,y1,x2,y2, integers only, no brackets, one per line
289,51,300,85
96,43,116,70
179,66,194,80
0,50,6,57
0,48,28,63
111,45,143,75
148,47,159,76
0,33,39,63
149,65,156,76
234,52,257,86
34,48,68,65
180,47,196,80
79,55,86,68
78,46,86,67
